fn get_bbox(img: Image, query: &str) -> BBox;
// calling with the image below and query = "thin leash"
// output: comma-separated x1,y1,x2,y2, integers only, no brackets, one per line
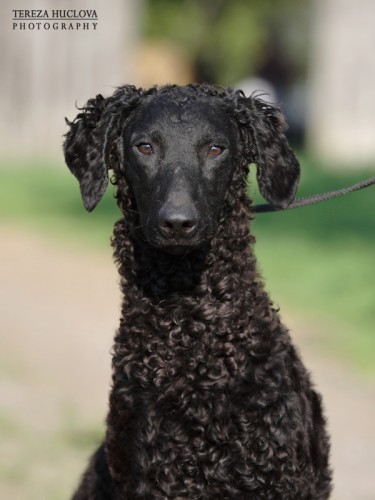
253,175,375,213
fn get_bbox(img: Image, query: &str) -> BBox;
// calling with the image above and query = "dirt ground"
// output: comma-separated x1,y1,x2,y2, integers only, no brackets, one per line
1,225,374,499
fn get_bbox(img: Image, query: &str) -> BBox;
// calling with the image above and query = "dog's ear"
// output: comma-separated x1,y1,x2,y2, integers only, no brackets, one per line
243,96,300,209
63,86,140,211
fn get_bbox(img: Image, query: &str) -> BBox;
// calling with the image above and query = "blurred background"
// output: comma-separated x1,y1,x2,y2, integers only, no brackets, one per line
1,0,374,498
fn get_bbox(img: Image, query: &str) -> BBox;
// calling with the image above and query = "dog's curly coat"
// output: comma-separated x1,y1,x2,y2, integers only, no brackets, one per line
64,84,332,499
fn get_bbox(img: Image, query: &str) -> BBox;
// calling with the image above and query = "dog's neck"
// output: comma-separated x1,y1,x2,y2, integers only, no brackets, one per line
112,179,268,317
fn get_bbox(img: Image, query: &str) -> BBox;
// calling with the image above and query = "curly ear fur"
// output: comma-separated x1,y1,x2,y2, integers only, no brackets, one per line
241,96,301,209
63,86,142,211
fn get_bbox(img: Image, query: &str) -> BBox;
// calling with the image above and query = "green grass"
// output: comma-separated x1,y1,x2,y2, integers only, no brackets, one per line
0,159,120,247
1,157,374,373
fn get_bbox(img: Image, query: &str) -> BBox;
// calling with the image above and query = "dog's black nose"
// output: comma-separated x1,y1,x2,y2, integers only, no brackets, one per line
158,206,198,239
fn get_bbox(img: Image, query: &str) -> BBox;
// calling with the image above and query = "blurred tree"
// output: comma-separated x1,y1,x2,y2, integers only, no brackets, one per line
143,0,309,86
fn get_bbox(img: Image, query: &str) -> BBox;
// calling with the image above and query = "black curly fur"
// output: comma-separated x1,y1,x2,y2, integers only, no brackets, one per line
64,84,331,499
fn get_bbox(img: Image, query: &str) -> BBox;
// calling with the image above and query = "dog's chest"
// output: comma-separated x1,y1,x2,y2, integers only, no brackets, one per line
111,286,316,497
116,332,303,499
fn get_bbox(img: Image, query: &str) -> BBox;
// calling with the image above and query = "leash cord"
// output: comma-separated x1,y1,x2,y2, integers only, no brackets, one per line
253,175,375,213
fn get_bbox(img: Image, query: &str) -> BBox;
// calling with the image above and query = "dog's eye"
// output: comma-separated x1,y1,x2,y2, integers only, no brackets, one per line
136,143,153,155
209,145,224,158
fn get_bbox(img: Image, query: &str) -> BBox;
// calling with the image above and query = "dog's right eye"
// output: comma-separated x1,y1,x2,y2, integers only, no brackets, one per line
208,145,225,158
136,143,153,155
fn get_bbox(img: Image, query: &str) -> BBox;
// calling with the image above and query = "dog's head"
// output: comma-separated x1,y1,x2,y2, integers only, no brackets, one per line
64,84,300,253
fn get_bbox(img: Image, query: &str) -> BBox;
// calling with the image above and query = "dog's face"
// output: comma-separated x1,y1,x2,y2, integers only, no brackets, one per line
122,96,239,253
64,85,300,254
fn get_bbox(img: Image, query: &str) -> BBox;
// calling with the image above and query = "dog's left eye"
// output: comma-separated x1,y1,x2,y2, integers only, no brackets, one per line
208,145,224,157
136,143,153,155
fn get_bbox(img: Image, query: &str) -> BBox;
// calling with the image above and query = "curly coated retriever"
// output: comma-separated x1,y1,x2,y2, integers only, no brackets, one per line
64,84,332,499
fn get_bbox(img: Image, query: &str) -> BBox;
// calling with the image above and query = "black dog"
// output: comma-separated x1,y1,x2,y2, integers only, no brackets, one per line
64,84,332,499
